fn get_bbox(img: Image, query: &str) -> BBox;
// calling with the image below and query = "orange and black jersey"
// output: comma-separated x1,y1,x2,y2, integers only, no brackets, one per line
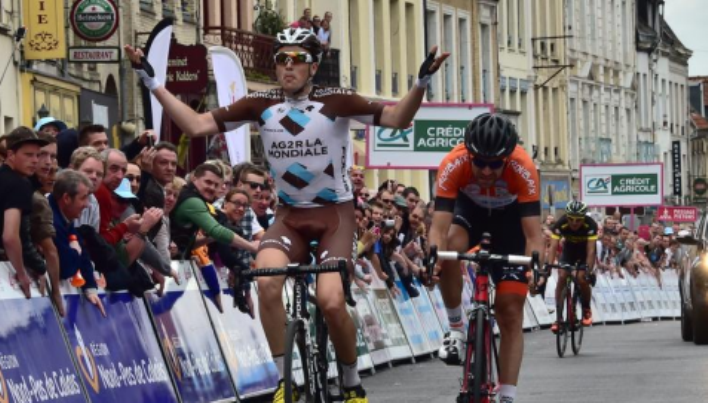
434,143,541,217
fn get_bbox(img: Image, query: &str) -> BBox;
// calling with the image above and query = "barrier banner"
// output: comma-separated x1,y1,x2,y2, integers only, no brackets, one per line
352,288,390,366
617,272,641,321
0,264,86,403
60,284,178,403
427,287,450,334
368,288,412,361
145,262,235,403
543,270,559,313
200,266,278,399
390,277,431,356
410,278,444,351
638,274,659,318
522,300,538,330
591,274,612,322
346,300,375,372
606,275,629,322
662,270,681,317
598,274,623,322
625,274,648,318
651,273,672,318
527,294,553,327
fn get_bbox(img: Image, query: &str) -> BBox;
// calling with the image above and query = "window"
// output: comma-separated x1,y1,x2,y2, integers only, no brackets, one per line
570,98,578,167
599,138,612,162
458,16,470,102
443,13,454,101
480,23,492,102
426,7,439,101
517,0,525,49
506,0,514,49
622,1,629,63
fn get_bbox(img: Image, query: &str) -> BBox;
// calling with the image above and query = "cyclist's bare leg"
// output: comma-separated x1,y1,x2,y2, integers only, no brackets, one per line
256,249,290,358
315,271,357,364
555,269,568,305
494,292,526,385
576,270,592,306
439,224,469,310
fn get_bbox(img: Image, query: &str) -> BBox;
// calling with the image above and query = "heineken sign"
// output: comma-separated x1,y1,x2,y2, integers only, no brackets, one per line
70,0,119,42
580,163,663,207
367,104,493,169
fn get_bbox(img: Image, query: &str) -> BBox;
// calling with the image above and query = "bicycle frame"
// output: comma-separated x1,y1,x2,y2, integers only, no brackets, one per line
237,261,355,403
431,234,539,403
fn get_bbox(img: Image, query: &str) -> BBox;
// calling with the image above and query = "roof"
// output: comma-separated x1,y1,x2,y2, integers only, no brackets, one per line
692,112,708,131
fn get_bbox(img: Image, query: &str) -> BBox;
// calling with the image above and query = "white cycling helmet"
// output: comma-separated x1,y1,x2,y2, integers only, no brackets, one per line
274,27,323,63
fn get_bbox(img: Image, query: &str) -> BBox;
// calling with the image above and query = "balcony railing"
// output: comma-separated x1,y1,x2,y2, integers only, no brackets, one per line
204,26,277,81
351,66,358,89
392,72,399,96
312,48,341,87
203,27,341,87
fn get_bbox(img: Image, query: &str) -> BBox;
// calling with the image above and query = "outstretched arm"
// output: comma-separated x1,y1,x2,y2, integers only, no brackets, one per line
125,45,220,138
379,46,450,129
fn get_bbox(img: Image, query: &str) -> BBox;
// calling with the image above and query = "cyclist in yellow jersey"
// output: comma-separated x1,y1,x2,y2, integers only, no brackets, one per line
547,200,597,333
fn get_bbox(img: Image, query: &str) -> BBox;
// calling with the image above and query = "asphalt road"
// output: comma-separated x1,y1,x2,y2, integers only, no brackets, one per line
362,320,708,402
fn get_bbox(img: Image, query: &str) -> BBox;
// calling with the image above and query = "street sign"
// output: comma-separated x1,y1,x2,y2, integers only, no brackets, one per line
656,206,698,223
672,141,682,197
68,46,120,63
580,163,663,207
70,0,119,42
366,104,493,169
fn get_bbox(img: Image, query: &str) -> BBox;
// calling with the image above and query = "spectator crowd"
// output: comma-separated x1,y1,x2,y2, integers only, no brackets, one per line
0,115,694,320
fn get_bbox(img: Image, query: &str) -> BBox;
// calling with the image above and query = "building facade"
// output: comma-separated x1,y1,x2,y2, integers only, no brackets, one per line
497,0,536,160
636,0,691,205
0,0,22,134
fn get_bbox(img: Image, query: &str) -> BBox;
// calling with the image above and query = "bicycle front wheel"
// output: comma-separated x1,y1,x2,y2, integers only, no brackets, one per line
571,284,585,355
315,308,343,403
556,285,569,358
284,319,313,403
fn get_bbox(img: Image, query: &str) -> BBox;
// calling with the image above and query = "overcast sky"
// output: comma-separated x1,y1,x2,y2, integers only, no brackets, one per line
663,0,708,76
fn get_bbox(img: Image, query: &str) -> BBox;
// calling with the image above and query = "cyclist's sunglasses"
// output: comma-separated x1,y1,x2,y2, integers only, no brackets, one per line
274,51,314,65
472,158,506,169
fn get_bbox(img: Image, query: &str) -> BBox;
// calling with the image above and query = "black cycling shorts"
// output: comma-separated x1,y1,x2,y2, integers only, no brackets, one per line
452,193,528,293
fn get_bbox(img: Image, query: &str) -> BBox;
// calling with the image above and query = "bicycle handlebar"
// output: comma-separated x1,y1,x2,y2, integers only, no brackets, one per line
436,251,532,266
240,260,356,307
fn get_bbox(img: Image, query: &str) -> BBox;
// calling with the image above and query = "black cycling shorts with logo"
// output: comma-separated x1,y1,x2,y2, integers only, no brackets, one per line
452,193,528,291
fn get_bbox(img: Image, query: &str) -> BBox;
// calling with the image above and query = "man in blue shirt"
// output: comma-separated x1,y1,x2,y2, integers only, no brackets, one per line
49,169,106,317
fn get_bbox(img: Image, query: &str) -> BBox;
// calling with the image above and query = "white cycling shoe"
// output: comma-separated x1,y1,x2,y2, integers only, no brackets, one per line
438,329,466,365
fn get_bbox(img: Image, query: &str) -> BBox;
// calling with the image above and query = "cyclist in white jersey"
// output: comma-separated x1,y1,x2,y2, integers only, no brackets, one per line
125,28,449,402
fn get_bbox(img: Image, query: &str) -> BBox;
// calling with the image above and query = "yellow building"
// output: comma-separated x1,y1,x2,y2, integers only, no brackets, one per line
0,0,23,134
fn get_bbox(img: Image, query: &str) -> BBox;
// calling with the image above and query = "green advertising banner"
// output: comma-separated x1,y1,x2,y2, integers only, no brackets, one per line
412,120,468,152
580,163,664,206
610,174,659,195
367,104,494,169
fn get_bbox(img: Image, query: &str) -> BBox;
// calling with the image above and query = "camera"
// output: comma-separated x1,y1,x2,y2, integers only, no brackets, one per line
384,219,396,228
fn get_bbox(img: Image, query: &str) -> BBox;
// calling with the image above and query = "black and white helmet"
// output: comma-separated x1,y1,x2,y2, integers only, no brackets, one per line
565,200,588,217
274,28,323,63
463,113,518,159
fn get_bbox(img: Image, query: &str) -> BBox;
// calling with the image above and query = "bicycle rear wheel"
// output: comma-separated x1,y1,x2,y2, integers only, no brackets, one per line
571,284,585,355
556,285,569,358
284,319,313,402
